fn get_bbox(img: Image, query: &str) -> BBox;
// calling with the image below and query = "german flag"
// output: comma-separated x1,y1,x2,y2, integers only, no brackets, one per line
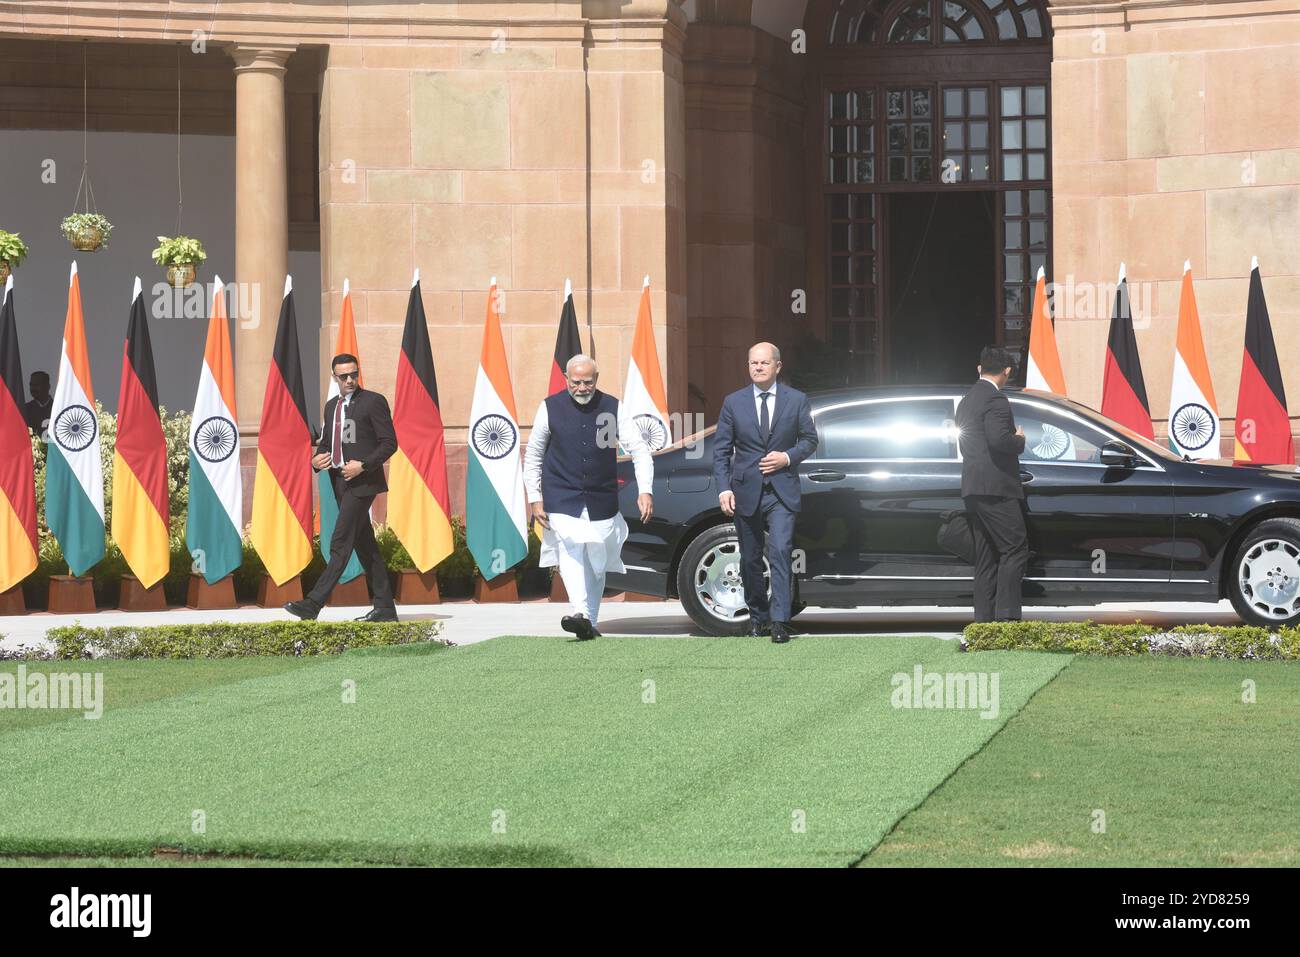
1100,263,1154,439
1235,257,1292,464
0,276,37,594
111,278,169,588
387,270,453,572
548,278,584,395
250,276,314,584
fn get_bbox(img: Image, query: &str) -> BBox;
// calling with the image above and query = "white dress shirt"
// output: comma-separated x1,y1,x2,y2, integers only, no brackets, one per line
753,381,777,427
329,392,354,468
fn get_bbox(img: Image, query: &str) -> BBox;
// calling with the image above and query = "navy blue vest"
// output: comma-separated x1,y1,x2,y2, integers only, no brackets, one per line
542,390,620,520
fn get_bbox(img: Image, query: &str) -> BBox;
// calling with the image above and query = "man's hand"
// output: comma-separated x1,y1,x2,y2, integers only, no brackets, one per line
530,501,549,530
637,493,653,523
759,450,791,475
719,491,736,517
342,459,364,481
312,452,332,471
1015,426,1025,439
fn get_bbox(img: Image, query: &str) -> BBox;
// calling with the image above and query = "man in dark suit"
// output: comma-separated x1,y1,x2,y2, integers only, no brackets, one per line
713,342,818,643
286,353,399,622
956,345,1029,622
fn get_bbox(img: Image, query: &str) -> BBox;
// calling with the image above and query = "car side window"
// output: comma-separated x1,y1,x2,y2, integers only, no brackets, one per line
815,399,958,460
1010,402,1111,464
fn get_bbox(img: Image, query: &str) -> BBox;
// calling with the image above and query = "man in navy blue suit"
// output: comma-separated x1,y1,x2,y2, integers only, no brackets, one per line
712,343,818,643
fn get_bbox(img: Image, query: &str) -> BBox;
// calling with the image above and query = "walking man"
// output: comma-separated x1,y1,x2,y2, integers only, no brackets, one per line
525,354,654,639
956,345,1029,622
713,342,817,643
286,353,398,622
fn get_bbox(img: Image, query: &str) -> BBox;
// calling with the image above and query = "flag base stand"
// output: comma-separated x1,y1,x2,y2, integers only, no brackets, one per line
475,573,518,603
119,575,167,612
48,575,96,614
549,574,567,603
257,574,302,607
0,585,26,614
395,569,440,604
186,574,236,610
327,576,371,607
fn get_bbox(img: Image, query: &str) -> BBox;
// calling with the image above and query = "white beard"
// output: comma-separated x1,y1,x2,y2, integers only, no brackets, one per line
571,392,595,406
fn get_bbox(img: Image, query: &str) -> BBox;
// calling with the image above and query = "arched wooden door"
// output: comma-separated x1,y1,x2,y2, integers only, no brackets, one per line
803,0,1052,385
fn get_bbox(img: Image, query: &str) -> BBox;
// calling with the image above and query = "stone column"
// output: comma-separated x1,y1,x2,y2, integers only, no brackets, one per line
229,44,296,436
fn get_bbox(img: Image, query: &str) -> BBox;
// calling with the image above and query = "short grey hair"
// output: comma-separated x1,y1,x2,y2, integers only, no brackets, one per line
749,342,781,362
566,354,598,375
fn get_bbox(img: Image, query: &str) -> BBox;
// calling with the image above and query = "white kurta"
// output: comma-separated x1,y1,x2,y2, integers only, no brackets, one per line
524,397,655,621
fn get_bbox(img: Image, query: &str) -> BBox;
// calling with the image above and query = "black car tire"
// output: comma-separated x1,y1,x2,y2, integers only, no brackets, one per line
1226,517,1300,629
676,523,765,636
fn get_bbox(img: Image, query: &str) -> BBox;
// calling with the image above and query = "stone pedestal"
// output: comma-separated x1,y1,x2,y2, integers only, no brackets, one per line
48,575,96,614
187,574,237,610
475,573,519,603
327,576,372,607
395,569,440,604
257,574,302,607
0,585,26,614
119,575,168,612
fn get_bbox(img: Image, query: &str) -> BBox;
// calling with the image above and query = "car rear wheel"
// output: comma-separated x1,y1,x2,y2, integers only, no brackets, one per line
676,524,767,636
1227,517,1300,628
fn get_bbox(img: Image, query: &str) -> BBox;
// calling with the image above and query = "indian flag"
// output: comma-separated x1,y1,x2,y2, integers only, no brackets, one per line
45,261,105,577
186,275,244,584
465,277,527,578
316,277,365,584
623,275,671,451
1168,261,1221,460
1025,266,1066,394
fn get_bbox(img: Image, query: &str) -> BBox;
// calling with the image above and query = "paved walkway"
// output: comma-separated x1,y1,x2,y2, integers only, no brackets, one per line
0,598,1242,654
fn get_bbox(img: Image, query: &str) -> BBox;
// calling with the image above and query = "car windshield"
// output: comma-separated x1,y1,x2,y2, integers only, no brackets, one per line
1045,394,1184,463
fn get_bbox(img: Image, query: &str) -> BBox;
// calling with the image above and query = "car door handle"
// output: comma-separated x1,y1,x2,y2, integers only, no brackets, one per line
1019,470,1035,484
808,469,846,483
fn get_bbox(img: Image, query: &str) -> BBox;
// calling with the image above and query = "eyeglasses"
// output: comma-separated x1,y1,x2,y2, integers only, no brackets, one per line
334,371,360,381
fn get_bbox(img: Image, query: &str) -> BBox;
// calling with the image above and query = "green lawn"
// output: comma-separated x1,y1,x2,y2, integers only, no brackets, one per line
3,639,1294,867
0,636,1065,866
861,656,1300,866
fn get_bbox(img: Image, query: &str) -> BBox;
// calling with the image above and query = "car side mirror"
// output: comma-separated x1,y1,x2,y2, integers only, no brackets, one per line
1099,439,1138,468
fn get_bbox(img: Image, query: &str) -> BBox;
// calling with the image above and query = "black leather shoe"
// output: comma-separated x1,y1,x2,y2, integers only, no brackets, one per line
356,608,398,622
771,622,791,644
748,620,770,637
284,600,319,621
561,614,595,640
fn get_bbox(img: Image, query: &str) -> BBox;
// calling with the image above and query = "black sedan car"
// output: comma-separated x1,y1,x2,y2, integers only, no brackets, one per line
608,386,1300,635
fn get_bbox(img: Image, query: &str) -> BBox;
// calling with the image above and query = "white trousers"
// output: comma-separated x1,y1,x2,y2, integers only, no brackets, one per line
555,537,605,625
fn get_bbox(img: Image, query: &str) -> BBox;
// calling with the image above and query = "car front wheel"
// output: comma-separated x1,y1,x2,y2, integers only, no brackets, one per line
676,524,767,636
1227,517,1300,628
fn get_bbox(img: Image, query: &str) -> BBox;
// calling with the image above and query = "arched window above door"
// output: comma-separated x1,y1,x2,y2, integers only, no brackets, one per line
827,0,1048,46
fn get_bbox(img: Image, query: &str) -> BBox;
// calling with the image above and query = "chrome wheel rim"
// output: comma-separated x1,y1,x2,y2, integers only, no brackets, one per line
693,539,769,624
1238,538,1300,621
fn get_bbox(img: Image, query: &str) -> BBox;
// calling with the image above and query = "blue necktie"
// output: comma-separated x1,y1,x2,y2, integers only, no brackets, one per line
759,391,771,440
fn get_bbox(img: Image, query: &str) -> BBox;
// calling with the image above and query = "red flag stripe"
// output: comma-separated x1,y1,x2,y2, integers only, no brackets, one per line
394,349,450,509
115,355,169,521
258,361,314,538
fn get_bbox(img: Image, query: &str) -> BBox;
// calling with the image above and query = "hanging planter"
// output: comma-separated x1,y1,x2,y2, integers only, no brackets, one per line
152,235,206,288
0,230,29,282
60,213,113,253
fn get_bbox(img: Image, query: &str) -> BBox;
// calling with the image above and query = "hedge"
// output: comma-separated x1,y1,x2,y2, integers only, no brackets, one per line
962,620,1300,661
49,620,447,660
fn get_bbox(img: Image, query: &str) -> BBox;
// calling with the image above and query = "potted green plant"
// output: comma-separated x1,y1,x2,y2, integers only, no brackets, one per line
60,213,113,253
152,235,207,288
0,230,29,281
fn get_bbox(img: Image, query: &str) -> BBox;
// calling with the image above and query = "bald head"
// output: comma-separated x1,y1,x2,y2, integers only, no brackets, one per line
747,342,782,389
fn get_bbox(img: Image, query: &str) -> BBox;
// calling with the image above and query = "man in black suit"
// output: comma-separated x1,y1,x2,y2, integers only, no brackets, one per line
286,354,399,622
956,345,1028,622
713,342,818,643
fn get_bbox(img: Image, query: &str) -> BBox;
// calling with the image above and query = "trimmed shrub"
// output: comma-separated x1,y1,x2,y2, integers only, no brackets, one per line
50,619,446,660
963,620,1300,661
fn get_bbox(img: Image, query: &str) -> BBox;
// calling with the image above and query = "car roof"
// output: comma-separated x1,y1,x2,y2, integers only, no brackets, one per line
806,384,1057,405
